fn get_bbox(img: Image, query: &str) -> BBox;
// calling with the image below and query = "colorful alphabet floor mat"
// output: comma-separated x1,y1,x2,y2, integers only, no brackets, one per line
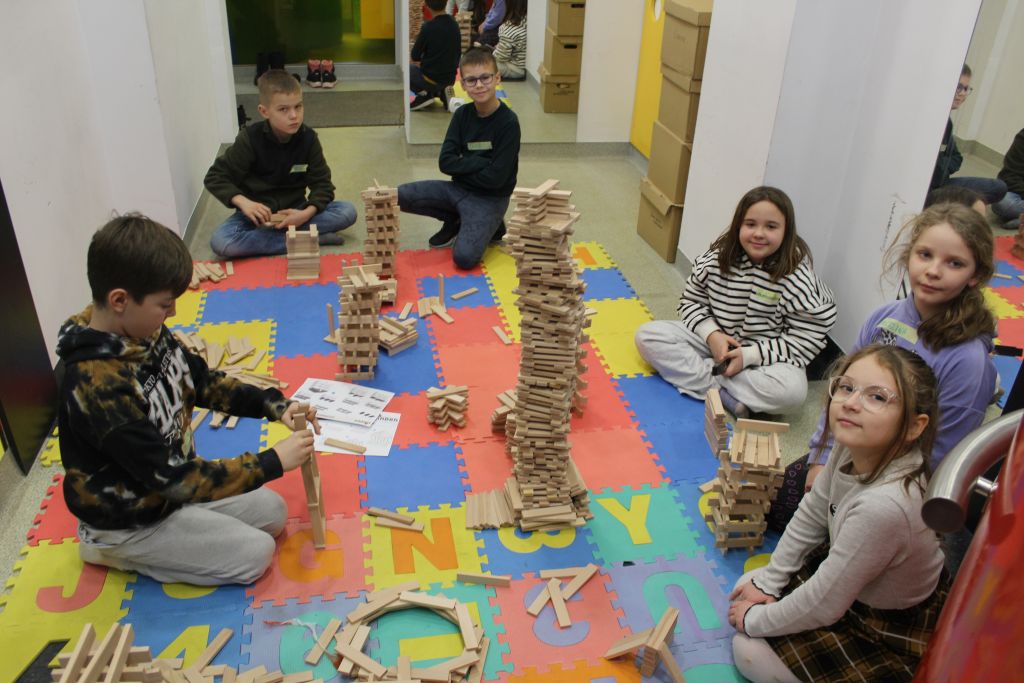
3,241,781,682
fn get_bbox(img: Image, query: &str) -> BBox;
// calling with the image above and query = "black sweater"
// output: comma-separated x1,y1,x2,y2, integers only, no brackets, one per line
204,120,335,213
999,128,1024,195
411,15,461,85
440,101,520,197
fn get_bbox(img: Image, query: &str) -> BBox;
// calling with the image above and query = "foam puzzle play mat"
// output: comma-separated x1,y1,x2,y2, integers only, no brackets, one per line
5,181,843,683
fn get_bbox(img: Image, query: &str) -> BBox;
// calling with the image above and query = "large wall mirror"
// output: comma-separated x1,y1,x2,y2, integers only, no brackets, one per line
407,0,580,144
930,0,1023,231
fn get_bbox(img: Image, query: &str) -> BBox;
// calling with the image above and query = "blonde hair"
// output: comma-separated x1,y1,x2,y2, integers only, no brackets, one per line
814,345,938,492
257,69,301,106
883,203,995,350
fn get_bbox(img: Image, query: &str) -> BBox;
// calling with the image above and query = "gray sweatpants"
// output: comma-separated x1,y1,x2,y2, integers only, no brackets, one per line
635,320,807,414
77,488,287,586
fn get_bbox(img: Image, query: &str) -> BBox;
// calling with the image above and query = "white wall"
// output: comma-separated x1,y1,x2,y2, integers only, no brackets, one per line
144,0,229,230
959,0,1024,155
205,0,241,143
679,0,797,257
526,0,546,80
0,0,235,364
682,0,981,350
0,2,115,364
575,3,644,142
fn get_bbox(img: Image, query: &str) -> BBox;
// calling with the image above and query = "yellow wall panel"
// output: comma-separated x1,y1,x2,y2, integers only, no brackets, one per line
630,1,666,158
361,0,395,39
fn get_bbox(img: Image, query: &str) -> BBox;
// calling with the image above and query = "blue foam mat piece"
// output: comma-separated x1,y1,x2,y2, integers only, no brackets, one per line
358,317,443,395
193,415,264,461
476,525,598,578
581,268,637,301
361,442,469,510
200,284,339,357
993,354,1022,408
614,375,701,428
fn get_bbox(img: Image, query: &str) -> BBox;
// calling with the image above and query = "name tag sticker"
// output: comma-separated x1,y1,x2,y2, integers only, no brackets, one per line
467,141,493,151
753,288,781,303
878,317,919,344
289,164,309,173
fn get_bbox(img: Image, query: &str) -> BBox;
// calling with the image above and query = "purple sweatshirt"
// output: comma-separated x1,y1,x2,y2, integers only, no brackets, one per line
482,0,507,31
809,296,996,468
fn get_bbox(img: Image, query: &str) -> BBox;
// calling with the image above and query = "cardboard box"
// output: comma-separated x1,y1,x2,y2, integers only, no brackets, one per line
539,64,580,113
547,0,586,36
544,27,583,75
661,0,712,80
658,63,701,143
637,177,683,262
647,120,692,204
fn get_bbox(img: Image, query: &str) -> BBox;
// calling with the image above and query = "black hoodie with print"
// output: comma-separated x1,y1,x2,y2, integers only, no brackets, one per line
56,306,290,530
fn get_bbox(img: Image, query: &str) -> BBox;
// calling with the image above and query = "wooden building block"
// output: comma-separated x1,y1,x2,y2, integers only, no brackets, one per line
491,326,512,344
324,437,367,454
304,618,341,665
456,571,512,587
450,287,478,300
59,624,97,683
603,628,652,659
547,578,571,627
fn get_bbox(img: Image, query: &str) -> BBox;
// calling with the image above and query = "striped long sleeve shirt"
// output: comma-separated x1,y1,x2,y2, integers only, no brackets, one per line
494,18,528,70
677,249,838,368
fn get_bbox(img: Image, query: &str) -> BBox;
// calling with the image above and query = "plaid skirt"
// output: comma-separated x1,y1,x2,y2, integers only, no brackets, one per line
765,544,950,682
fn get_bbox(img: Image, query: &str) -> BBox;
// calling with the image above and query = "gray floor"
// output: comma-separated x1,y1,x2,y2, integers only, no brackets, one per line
0,115,1007,589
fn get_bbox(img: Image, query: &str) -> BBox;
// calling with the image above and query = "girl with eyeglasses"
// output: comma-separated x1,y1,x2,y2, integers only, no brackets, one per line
635,186,838,417
729,344,948,683
770,203,997,532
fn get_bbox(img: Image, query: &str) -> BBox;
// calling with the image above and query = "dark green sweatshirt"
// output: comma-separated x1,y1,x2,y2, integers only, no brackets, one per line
56,306,290,530
439,100,520,197
204,120,335,213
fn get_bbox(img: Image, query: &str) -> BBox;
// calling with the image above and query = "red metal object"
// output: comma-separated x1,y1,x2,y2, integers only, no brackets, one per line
915,412,1024,681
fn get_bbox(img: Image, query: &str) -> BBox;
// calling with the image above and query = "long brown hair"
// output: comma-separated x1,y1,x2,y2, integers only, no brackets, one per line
710,186,812,281
504,0,527,25
883,203,996,350
814,345,938,492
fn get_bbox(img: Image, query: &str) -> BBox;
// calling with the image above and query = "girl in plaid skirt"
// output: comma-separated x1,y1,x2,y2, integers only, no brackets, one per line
728,345,948,682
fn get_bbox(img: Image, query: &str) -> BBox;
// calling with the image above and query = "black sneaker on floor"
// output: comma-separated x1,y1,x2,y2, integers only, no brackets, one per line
491,220,507,243
429,222,460,248
410,93,435,111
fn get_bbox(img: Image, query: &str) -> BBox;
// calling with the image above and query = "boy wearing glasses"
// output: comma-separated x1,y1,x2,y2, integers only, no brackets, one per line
399,48,521,269
929,64,1007,205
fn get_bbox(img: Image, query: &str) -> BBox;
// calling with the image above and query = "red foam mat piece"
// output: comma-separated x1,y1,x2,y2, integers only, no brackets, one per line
569,426,668,491
428,307,509,346
457,435,515,492
265,452,366,519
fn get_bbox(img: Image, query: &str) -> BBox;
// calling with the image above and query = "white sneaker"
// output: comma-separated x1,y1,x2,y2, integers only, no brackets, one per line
448,97,466,113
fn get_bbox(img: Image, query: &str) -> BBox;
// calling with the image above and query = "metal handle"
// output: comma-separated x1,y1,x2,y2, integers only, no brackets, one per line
921,409,1022,533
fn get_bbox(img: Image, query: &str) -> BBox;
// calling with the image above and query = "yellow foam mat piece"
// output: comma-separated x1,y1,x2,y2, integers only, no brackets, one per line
481,247,522,342
397,600,485,661
167,288,206,328
585,299,655,377
365,504,485,590
196,320,276,374
572,242,616,270
0,541,133,682
984,288,1024,320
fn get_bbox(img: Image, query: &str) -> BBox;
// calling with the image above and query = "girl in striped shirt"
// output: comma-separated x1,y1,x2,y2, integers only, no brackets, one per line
635,186,838,416
494,0,527,81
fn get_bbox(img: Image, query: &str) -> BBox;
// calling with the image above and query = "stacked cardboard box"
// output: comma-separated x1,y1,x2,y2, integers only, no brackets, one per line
540,0,586,113
637,0,712,262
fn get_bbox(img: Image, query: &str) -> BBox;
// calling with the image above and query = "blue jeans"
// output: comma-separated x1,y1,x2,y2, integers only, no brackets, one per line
398,180,509,269
946,176,1008,205
210,200,357,258
992,190,1024,227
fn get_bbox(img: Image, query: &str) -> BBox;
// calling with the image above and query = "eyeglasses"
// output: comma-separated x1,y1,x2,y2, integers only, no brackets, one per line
462,73,496,87
828,376,900,413
955,84,973,95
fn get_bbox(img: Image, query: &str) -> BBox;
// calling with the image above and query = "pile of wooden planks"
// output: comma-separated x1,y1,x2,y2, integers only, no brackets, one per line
286,225,320,280
361,183,400,304
336,263,386,381
426,385,469,430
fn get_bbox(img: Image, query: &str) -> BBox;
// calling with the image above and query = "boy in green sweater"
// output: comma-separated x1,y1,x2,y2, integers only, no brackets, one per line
399,48,521,269
205,70,356,258
58,215,319,585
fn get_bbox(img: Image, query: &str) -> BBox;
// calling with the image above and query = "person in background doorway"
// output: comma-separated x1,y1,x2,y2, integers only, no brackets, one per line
494,0,527,81
992,127,1024,230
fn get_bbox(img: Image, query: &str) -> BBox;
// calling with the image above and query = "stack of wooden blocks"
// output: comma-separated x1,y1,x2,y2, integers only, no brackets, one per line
491,389,517,433
409,0,424,52
286,225,320,280
503,179,591,529
336,263,386,381
333,586,489,682
604,606,686,682
189,260,232,289
378,316,418,355
172,331,279,394
706,418,788,554
361,183,400,303
51,624,280,683
704,387,729,455
426,385,469,430
457,12,473,52
293,403,326,550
